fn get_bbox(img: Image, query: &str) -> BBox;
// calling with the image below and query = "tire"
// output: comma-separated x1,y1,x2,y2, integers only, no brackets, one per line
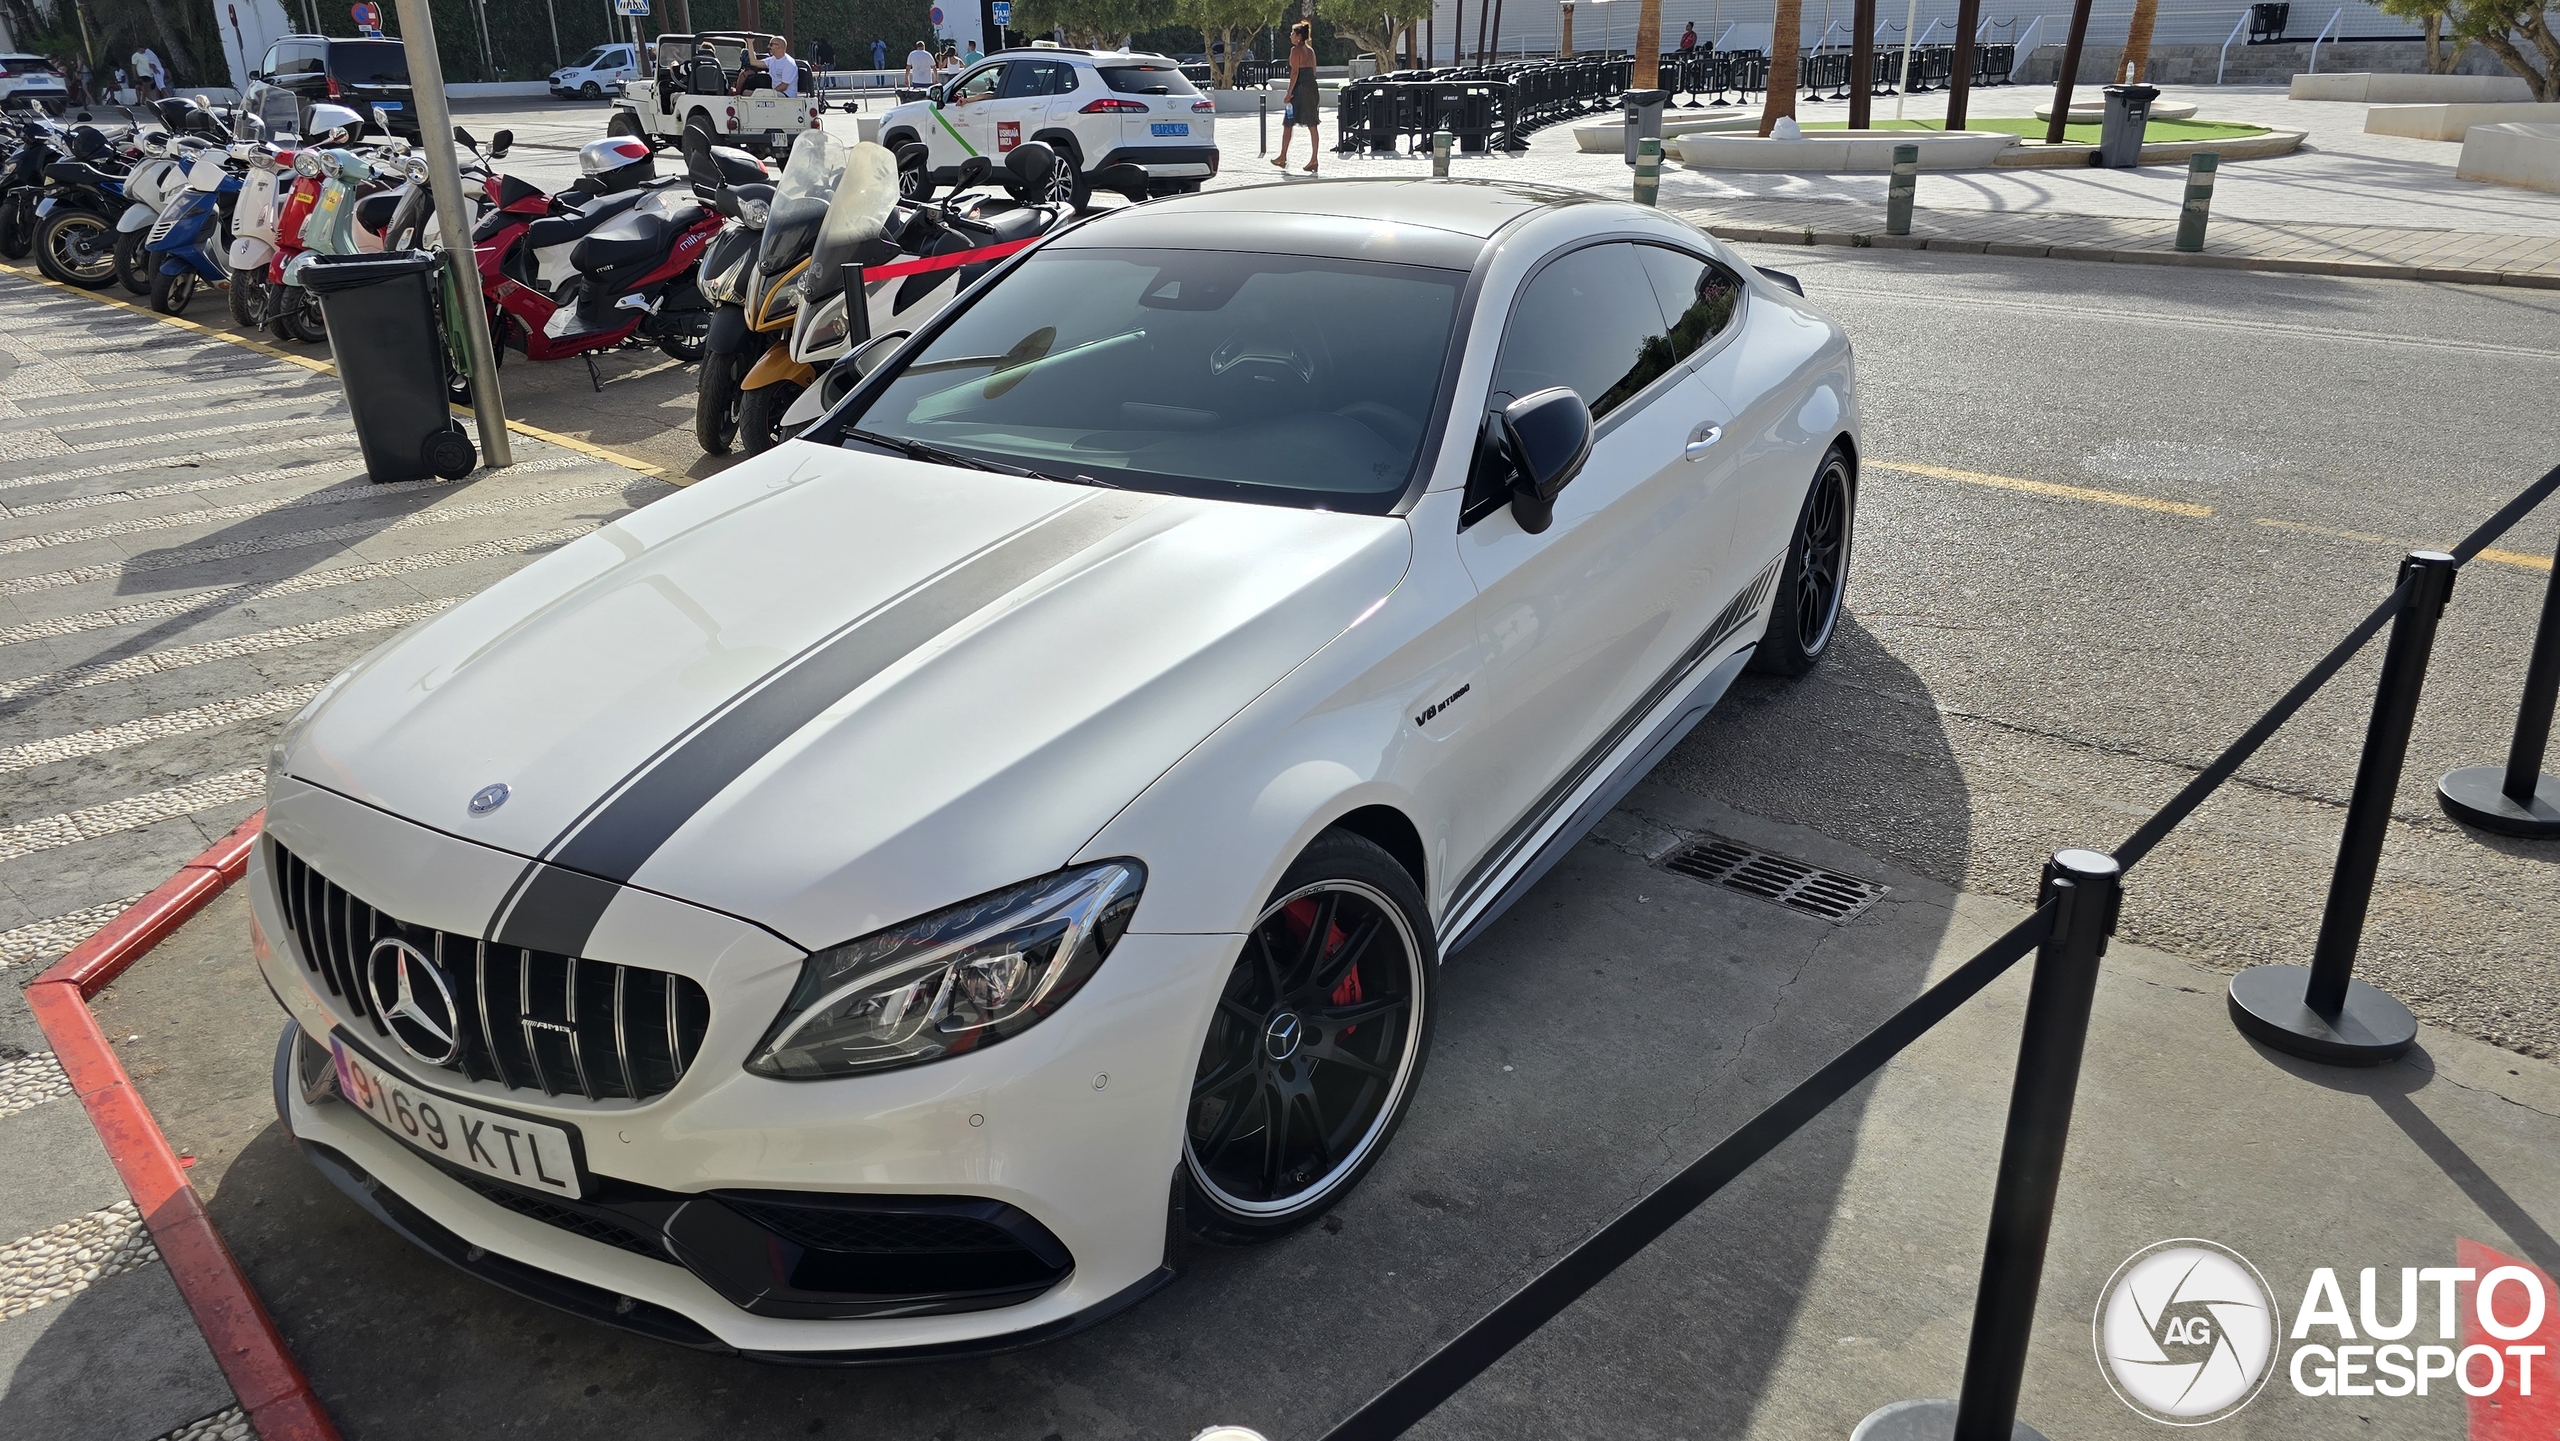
270,287,328,344
1748,445,1855,677
228,266,269,327
736,380,804,454
694,348,744,454
895,143,936,202
656,325,707,365
35,210,118,288
0,195,31,259
420,426,478,481
148,266,197,315
1182,830,1436,1246
113,230,150,294
580,81,603,100
607,107,655,150
1035,144,1090,210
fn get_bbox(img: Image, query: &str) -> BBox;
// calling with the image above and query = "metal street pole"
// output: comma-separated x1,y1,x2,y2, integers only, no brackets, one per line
391,0,514,468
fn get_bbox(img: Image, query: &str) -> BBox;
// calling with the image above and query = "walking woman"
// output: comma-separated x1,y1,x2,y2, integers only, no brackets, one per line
1271,19,1319,174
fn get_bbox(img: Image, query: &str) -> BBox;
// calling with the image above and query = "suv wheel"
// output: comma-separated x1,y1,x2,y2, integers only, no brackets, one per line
1034,143,1090,209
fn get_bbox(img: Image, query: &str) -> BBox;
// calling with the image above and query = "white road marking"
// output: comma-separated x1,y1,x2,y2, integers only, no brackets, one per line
0,684,324,773
3,376,336,421
0,523,601,649
6,394,346,439
0,601,455,703
0,433,352,492
0,474,652,597
0,453,595,553
0,767,265,865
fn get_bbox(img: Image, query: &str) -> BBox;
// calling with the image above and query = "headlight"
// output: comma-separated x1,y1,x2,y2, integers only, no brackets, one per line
798,291,847,355
738,197,769,228
745,860,1144,1080
294,151,322,178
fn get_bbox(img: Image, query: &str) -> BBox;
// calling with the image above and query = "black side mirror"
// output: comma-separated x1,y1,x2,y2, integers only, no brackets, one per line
927,83,945,104
1495,387,1593,535
954,154,991,189
452,125,477,149
490,128,514,158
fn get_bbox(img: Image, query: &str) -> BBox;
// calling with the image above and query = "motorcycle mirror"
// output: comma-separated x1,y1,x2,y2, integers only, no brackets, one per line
452,125,477,150
490,128,513,158
955,154,991,190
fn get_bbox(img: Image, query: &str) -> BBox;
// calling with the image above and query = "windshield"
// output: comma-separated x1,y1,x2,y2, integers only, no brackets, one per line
806,140,899,294
1099,63,1199,95
329,41,409,85
843,247,1464,512
567,46,612,69
761,128,845,275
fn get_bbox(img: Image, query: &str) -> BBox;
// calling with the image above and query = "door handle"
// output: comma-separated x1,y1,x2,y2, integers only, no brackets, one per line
1683,424,1724,461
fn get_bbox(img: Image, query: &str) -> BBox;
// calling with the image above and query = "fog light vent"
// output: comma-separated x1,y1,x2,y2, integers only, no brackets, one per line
1660,837,1886,923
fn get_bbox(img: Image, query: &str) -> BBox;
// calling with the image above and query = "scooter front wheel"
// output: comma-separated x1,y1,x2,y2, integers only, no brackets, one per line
228,267,270,328
149,267,198,315
113,231,151,295
737,380,806,456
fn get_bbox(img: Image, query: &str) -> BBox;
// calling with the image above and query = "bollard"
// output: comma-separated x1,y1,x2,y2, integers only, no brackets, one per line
2439,536,2560,838
1633,135,1660,205
1885,143,1918,236
2229,550,2457,1066
1854,849,2120,1441
1259,90,1268,155
2174,151,2217,252
1432,125,1454,177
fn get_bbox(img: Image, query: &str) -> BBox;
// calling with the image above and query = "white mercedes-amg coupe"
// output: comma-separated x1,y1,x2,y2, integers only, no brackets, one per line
255,178,1859,1362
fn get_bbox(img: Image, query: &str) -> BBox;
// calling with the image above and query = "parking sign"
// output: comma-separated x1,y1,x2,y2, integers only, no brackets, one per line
613,0,648,13
991,1,1011,23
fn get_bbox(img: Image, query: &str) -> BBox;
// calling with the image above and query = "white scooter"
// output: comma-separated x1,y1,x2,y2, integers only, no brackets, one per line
227,142,293,326
113,132,205,296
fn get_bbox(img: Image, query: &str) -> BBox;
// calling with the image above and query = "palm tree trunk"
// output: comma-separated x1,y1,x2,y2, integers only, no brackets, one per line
1632,0,1661,86
2122,0,2159,83
1758,0,1800,132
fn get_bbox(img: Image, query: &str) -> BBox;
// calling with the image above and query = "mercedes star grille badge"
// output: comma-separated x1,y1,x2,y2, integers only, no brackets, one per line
366,937,464,1066
469,782,510,815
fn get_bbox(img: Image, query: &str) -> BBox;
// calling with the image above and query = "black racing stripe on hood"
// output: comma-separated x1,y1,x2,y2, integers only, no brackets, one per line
486,490,1164,954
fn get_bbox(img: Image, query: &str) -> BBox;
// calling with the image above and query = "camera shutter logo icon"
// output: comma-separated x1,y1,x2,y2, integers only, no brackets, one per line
2094,1239,2281,1425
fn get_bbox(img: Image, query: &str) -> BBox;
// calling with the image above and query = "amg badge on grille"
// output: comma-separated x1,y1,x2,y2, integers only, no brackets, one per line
366,938,465,1066
468,782,510,815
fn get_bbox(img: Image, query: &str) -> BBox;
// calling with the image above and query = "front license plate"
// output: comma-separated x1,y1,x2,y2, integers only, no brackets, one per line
1151,122,1189,136
331,1040,583,1198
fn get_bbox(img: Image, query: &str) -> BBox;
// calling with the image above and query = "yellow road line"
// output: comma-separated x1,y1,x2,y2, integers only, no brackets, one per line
1877,460,2217,517
0,261,676,483
2252,518,2553,573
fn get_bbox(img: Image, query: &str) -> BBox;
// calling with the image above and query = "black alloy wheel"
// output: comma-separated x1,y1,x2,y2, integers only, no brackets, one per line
581,81,603,99
36,209,117,288
1749,446,1855,677
1184,832,1434,1244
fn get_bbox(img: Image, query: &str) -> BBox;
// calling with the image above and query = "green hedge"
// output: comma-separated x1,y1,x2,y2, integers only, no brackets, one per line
314,0,933,84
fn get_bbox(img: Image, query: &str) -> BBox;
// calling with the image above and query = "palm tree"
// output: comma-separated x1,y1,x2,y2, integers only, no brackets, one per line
1759,0,1801,133
1632,0,1661,86
2122,0,2159,82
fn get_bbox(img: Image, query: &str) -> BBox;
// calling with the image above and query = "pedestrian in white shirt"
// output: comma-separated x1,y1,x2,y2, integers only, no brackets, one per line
736,34,798,95
906,42,936,88
130,48,159,101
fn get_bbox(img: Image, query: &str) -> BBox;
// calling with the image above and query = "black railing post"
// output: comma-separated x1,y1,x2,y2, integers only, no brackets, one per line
1854,848,2119,1441
2437,537,2560,838
2229,549,2456,1066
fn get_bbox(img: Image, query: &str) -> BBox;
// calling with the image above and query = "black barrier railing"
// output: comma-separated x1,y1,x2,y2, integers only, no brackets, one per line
1296,458,2560,1441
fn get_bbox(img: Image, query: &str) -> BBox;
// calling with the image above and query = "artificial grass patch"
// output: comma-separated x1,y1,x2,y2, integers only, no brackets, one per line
1802,117,2269,143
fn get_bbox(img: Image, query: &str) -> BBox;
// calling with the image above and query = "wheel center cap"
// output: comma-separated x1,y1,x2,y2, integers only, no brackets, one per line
1263,1011,1304,1062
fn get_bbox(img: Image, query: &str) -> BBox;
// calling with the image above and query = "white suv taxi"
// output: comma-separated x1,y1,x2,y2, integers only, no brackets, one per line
878,47,1217,207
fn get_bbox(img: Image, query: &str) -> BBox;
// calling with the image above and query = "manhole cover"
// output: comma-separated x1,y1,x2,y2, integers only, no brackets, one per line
1660,837,1887,923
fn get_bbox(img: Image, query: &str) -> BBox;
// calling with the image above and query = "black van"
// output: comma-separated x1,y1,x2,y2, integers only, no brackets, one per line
244,35,418,140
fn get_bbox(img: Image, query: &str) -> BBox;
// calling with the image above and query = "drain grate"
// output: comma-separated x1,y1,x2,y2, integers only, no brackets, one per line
1660,837,1887,923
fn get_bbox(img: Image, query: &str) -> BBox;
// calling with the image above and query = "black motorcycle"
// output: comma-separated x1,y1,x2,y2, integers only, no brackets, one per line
0,115,59,261
31,123,131,290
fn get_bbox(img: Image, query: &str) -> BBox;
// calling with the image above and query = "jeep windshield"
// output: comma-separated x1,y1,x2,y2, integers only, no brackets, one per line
838,247,1464,513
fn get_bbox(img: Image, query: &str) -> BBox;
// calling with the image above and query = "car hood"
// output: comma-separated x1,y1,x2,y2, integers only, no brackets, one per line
281,448,1412,951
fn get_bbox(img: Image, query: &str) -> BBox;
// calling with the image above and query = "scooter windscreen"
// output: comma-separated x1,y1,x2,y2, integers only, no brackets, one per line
800,141,900,307
757,128,845,280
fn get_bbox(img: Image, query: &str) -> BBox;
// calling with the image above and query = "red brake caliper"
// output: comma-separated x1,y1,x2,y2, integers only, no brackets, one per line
1328,929,1362,1038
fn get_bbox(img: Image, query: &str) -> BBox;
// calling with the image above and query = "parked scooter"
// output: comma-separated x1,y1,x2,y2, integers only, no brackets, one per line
262,147,331,342
705,127,842,455
31,123,129,289
142,139,241,313
227,140,298,325
0,113,61,259
689,149,775,453
114,130,205,295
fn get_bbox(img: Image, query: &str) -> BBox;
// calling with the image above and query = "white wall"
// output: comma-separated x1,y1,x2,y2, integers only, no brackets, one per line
213,0,300,92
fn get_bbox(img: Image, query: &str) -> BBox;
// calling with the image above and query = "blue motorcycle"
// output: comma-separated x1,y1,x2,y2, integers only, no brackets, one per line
144,145,240,314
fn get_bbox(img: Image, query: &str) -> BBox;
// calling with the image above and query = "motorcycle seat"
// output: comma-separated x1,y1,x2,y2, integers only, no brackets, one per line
570,209,672,273
523,189,646,251
959,207,1046,245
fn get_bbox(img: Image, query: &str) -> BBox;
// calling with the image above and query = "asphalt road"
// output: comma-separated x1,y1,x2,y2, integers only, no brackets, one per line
4,102,2559,1440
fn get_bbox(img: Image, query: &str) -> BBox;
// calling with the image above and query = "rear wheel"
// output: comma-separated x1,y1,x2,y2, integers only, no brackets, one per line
895,144,936,201
268,286,328,343
1183,830,1435,1246
1036,145,1090,209
113,230,150,294
0,194,32,259
35,210,117,288
148,266,197,315
580,81,603,100
736,380,804,454
1748,446,1855,677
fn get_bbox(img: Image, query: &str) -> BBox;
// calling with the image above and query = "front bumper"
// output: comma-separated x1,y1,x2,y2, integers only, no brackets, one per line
254,777,1232,1359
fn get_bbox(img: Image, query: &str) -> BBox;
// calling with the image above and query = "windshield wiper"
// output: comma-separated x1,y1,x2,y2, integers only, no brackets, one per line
842,427,1117,488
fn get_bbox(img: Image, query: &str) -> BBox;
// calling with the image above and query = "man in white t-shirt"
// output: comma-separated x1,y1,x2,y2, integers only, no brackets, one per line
131,47,160,101
737,34,798,94
906,42,936,87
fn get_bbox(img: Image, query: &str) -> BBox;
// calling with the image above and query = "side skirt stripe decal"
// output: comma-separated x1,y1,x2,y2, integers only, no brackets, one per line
486,492,1162,955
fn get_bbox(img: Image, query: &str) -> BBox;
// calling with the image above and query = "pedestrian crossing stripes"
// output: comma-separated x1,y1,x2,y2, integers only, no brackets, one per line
0,767,264,866
12,394,346,440
0,600,454,704
0,375,336,421
0,433,352,493
0,523,600,649
0,685,324,773
0,474,654,597
0,453,594,553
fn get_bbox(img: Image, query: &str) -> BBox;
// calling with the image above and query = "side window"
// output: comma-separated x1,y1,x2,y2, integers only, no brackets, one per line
257,44,285,79
1635,246,1745,367
1036,61,1082,94
1491,242,1675,420
954,63,1004,101
286,44,327,76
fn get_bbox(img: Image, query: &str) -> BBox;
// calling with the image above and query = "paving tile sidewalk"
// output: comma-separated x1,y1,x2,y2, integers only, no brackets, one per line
1678,195,2560,286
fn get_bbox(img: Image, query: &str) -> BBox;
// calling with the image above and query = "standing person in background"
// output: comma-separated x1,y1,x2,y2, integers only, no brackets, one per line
1679,21,1698,48
129,47,157,102
872,37,888,70
906,39,936,88
812,35,834,70
1269,19,1318,175
139,47,167,98
961,38,982,65
938,44,962,78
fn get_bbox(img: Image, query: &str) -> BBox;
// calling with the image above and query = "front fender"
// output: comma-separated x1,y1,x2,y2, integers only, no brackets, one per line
228,236,274,269
117,203,157,232
740,344,815,391
705,303,749,356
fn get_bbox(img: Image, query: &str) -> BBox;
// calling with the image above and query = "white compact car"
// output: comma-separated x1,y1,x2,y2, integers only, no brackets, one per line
550,41,643,100
256,179,1857,1362
877,47,1217,207
0,54,68,111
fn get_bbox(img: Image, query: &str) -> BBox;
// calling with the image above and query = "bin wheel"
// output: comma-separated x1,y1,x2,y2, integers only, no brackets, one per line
149,267,197,315
421,428,478,482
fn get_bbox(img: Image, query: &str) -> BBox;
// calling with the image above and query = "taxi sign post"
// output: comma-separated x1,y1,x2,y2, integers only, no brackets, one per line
389,0,513,468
